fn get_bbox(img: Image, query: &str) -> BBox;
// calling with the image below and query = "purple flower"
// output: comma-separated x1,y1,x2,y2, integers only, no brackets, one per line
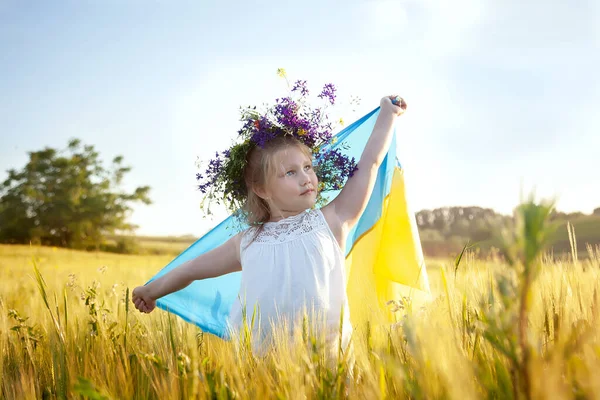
318,83,336,105
291,80,309,96
274,97,299,128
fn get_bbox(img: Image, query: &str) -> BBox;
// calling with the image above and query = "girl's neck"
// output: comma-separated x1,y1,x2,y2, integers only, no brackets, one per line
267,209,307,223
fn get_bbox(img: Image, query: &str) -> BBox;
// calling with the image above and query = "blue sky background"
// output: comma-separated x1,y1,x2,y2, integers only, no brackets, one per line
1,0,598,236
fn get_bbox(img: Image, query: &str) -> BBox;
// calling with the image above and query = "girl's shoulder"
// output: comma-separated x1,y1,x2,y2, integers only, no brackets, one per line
239,225,260,248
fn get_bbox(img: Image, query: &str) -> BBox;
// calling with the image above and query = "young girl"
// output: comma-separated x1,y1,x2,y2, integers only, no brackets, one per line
132,95,406,356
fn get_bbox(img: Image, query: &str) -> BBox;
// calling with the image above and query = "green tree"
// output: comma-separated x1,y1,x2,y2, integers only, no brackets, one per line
0,139,151,249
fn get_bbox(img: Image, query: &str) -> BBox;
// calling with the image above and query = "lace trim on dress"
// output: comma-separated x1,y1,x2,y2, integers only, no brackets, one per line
241,209,326,246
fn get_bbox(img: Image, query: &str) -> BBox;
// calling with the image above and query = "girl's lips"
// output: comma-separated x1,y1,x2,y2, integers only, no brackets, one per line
301,189,315,195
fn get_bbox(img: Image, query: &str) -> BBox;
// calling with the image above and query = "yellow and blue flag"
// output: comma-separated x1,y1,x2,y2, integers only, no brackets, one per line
146,107,430,337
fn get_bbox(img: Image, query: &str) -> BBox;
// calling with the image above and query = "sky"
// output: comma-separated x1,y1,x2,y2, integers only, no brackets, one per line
1,0,598,236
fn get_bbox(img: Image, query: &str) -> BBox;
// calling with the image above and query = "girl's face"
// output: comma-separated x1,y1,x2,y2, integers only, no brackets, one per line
262,146,318,219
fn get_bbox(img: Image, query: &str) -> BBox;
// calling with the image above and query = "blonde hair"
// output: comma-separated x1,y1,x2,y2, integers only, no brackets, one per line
243,135,313,226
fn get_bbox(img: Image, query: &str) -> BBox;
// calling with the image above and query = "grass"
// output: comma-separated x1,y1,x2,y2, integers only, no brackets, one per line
2,201,600,399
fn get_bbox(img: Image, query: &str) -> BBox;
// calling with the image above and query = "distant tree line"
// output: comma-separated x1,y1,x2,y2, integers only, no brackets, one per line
0,139,151,250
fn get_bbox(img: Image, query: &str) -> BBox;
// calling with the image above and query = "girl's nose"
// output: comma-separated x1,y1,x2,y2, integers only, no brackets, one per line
300,171,311,185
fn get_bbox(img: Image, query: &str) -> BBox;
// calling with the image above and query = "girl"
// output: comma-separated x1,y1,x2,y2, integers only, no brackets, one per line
132,95,406,356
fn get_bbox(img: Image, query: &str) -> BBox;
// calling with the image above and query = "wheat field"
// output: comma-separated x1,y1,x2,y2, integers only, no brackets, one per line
1,234,600,399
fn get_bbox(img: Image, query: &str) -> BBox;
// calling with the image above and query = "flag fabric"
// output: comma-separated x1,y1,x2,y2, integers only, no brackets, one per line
146,107,430,338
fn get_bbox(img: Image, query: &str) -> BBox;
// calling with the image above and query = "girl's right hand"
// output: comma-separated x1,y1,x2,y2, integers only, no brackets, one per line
132,285,157,313
380,95,407,116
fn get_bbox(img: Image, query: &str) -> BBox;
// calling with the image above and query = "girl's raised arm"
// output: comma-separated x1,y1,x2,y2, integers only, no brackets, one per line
323,96,405,233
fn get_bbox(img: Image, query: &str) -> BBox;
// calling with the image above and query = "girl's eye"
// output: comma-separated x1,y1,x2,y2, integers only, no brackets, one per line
286,170,295,176
304,165,312,171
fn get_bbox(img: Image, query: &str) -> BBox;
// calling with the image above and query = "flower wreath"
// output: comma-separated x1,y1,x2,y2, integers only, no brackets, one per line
196,71,358,221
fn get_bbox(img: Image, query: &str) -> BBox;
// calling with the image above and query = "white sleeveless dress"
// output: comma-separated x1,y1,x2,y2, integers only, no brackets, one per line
228,208,353,355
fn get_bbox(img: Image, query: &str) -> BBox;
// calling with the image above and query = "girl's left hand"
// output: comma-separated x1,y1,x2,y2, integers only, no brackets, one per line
381,95,407,116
